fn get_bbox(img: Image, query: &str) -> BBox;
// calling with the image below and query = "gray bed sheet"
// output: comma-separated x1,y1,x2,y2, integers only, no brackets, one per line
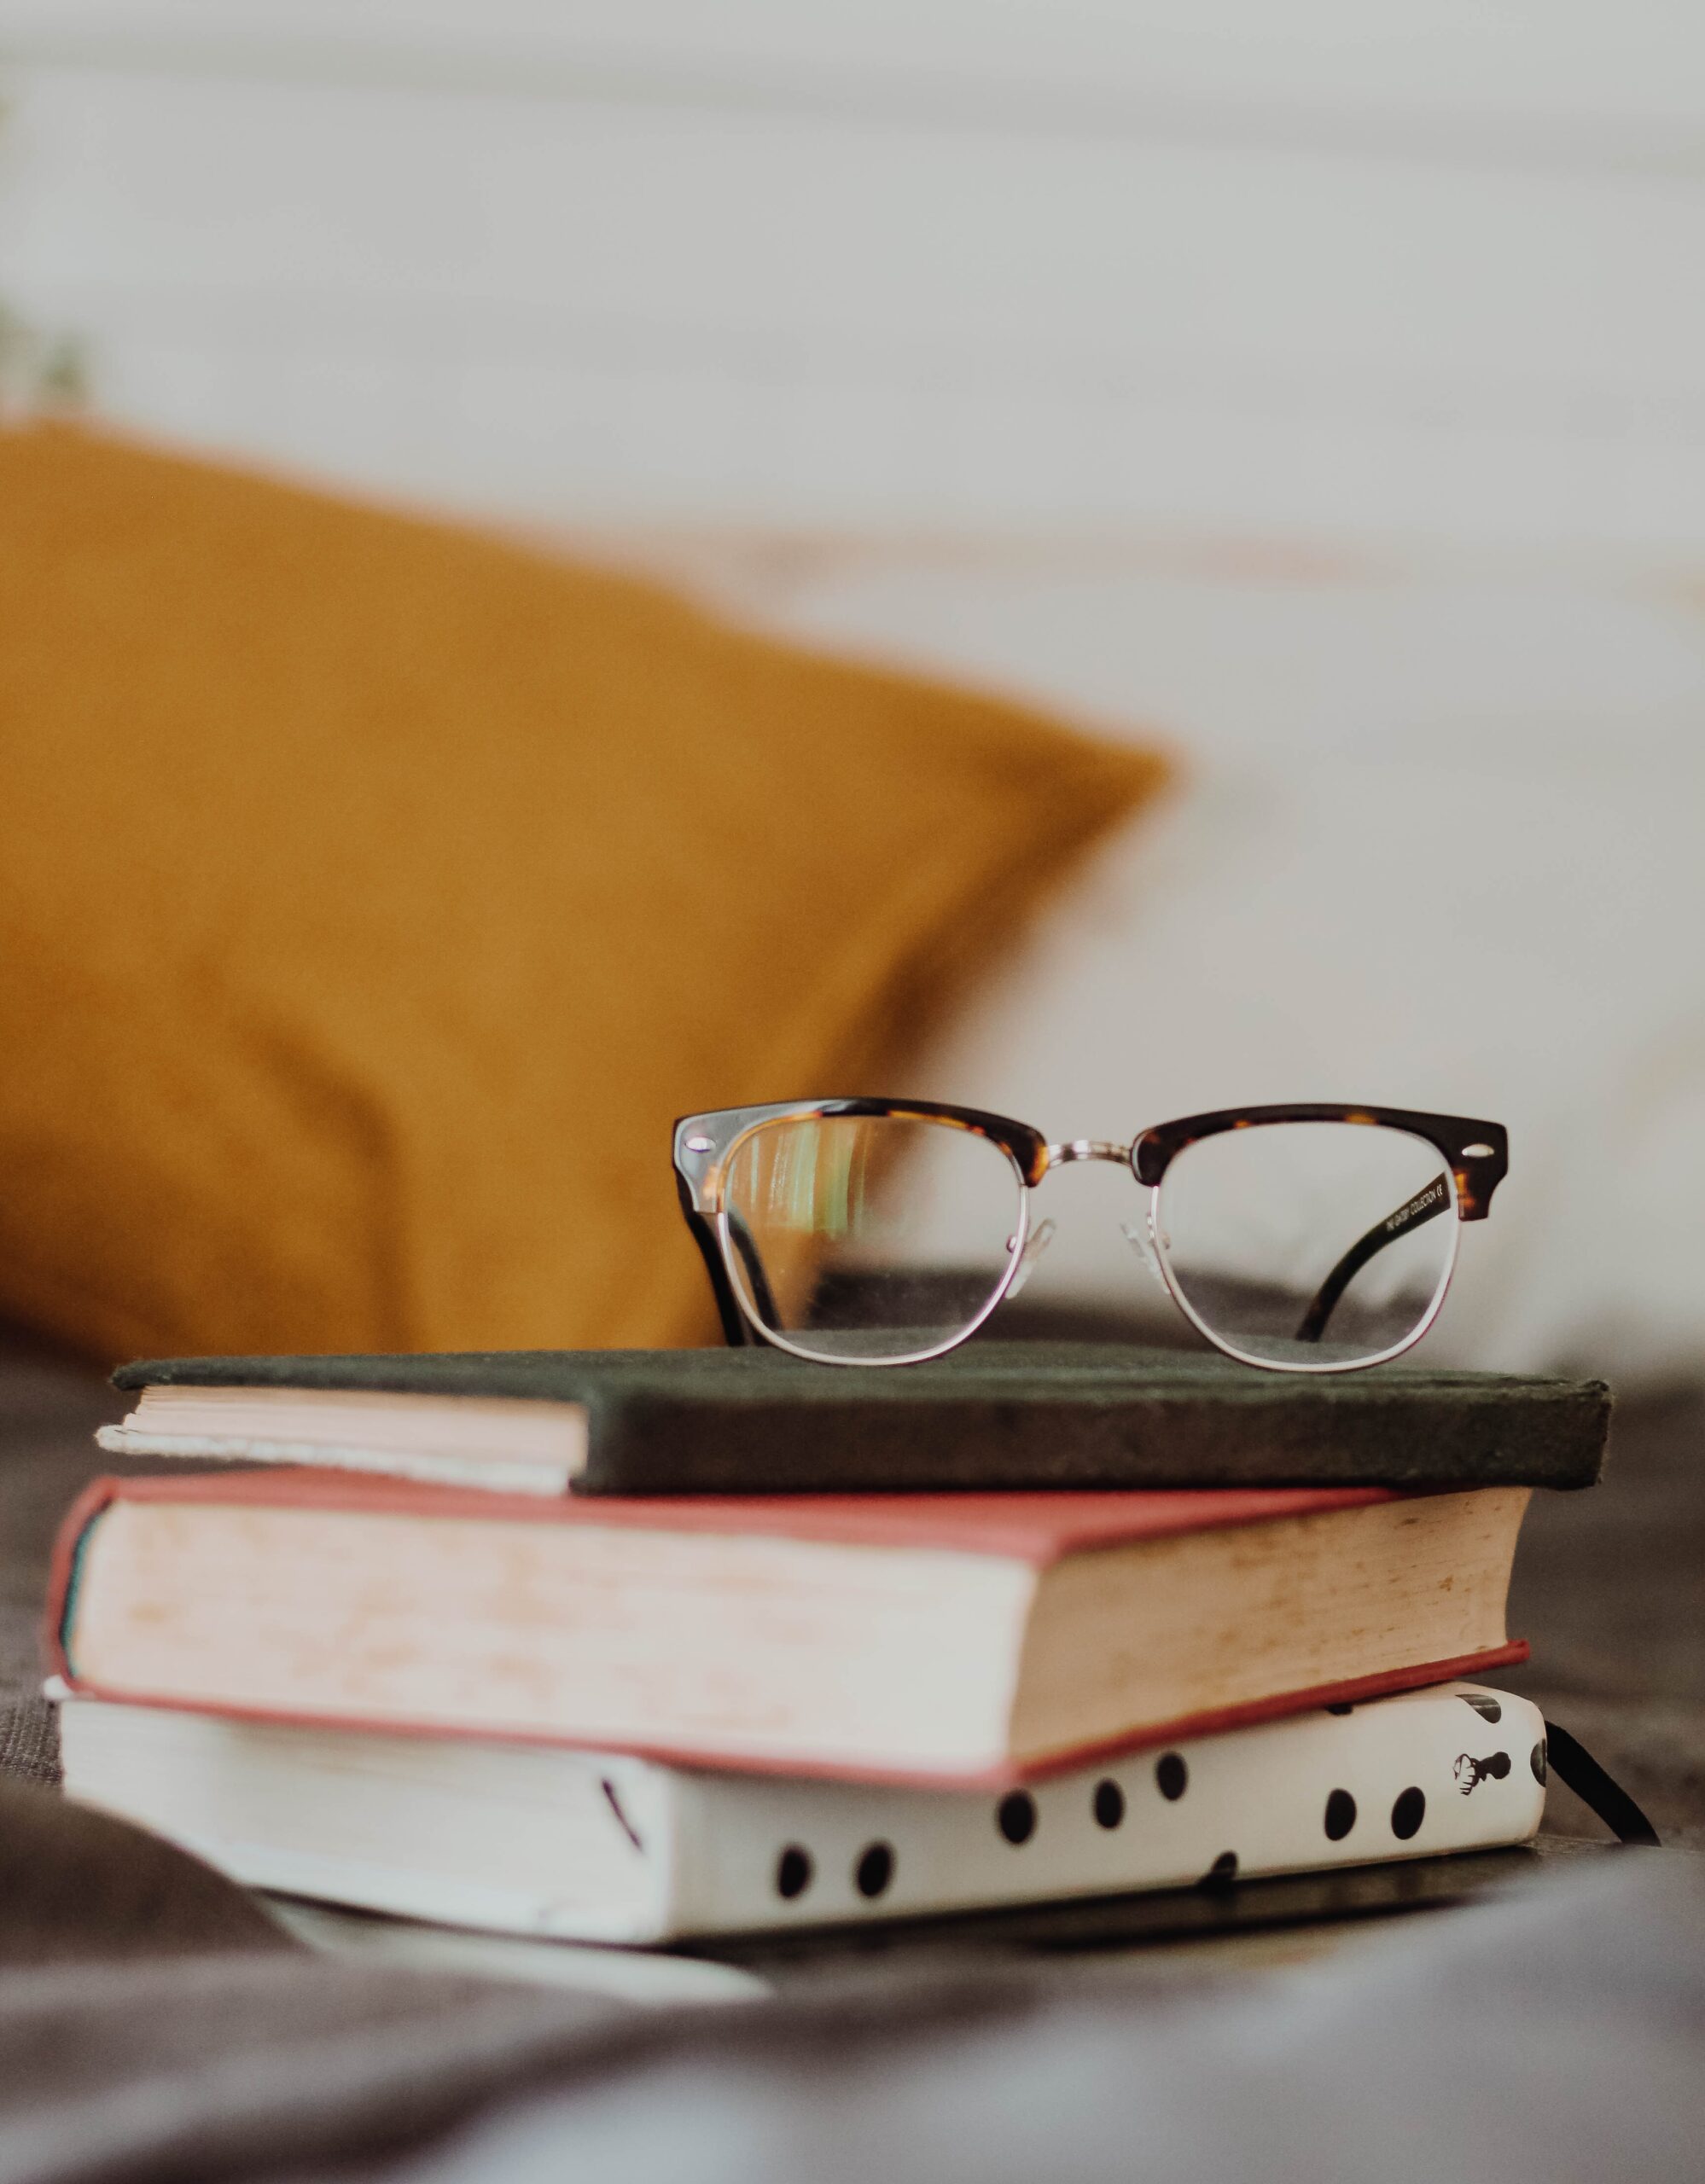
2,1329,1702,2184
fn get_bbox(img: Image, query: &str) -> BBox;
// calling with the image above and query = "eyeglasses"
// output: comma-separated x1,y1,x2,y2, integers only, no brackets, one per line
672,1101,1507,1374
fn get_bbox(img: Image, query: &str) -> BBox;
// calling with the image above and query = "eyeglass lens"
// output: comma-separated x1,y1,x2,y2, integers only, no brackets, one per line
719,1113,1027,1362
1155,1121,1458,1368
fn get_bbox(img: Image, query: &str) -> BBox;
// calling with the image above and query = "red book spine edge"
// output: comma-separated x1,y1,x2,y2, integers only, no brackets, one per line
43,1475,1528,1791
49,1647,1531,1792
44,1472,118,1686
44,1464,1401,1555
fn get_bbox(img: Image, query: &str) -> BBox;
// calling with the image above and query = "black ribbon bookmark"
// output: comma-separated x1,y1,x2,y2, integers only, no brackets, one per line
1543,1721,1662,1847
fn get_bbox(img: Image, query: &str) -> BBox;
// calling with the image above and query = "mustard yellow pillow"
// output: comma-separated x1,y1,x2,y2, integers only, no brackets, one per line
0,424,1166,1359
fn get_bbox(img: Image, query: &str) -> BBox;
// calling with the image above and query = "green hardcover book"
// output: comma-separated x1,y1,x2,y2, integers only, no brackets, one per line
101,1343,1610,1498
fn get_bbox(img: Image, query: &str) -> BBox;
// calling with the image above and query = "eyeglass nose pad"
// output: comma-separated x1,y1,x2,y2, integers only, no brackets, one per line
1121,1217,1172,1296
1004,1217,1056,1299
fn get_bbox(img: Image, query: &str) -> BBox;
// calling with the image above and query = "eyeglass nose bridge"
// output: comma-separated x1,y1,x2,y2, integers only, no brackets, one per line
1042,1139,1136,1171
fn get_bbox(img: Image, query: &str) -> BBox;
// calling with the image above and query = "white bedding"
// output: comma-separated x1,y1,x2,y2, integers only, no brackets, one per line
737,553,1705,1381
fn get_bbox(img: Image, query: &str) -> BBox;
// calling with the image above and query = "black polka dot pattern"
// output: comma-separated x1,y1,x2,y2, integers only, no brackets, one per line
997,1792,1037,1845
750,1689,1528,1928
855,1842,894,1897
1531,1738,1548,1785
775,1845,812,1899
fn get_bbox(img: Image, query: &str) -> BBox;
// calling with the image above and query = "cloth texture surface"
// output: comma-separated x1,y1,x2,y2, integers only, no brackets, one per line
0,423,1164,1361
0,1774,1698,2184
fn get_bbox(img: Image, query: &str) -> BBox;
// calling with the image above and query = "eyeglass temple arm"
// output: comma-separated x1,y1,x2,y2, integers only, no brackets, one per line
675,1176,752,1345
1295,1174,1452,1344
675,1177,783,1347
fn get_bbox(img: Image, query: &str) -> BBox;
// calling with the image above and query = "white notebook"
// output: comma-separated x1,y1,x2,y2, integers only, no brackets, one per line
55,1682,1546,1945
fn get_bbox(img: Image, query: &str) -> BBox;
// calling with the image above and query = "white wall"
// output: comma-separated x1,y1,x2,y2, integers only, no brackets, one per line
3,1,1704,565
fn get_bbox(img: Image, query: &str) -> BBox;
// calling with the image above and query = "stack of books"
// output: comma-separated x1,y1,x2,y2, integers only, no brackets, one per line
49,1345,1608,1949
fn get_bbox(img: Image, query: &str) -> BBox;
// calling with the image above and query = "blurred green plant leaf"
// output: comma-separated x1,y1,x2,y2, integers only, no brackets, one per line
0,102,91,415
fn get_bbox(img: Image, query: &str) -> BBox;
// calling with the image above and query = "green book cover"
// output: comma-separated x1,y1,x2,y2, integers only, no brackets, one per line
109,1342,1610,1496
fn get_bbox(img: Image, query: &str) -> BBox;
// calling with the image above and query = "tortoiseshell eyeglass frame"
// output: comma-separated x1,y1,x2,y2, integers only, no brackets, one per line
672,1100,1509,1374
